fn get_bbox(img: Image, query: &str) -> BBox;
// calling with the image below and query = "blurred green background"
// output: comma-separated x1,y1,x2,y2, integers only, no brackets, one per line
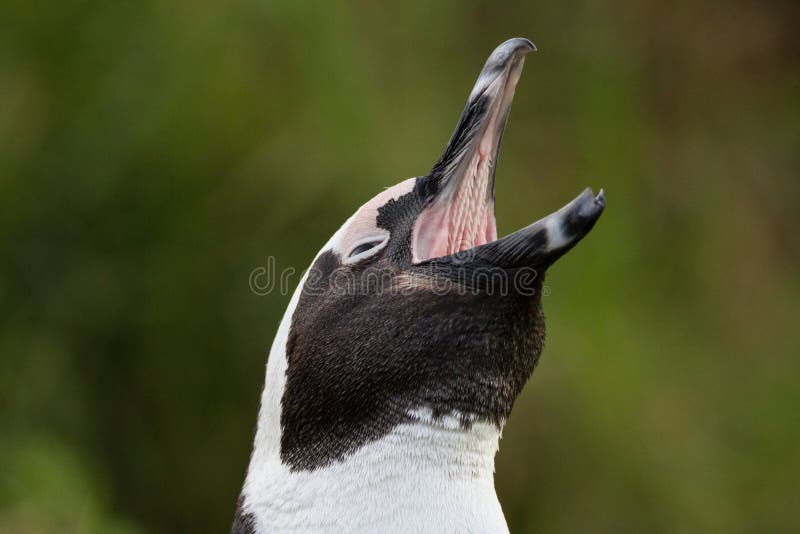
2,0,798,532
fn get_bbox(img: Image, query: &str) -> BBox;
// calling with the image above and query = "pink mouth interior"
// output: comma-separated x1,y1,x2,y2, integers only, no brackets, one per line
412,148,499,262
412,77,510,263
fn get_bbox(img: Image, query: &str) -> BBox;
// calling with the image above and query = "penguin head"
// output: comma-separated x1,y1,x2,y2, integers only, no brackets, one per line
279,38,605,470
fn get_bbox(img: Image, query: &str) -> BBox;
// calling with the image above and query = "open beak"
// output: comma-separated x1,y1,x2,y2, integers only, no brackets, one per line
413,37,605,270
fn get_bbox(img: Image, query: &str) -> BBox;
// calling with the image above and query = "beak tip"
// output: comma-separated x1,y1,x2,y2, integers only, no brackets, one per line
475,38,537,93
477,38,536,79
504,37,537,55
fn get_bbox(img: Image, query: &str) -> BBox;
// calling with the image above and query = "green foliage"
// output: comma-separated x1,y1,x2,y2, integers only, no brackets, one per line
1,1,798,532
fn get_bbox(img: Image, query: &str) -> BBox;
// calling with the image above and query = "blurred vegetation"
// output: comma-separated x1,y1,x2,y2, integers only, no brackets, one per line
1,0,798,532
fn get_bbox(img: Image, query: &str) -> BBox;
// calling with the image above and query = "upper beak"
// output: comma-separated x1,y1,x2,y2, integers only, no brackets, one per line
412,39,535,263
425,38,536,198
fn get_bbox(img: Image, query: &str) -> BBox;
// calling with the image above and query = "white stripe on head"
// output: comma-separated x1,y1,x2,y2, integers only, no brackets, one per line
242,216,351,498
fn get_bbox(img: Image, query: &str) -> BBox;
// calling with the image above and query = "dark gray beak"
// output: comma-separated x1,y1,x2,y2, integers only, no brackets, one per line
413,37,605,272
469,188,605,269
424,38,536,199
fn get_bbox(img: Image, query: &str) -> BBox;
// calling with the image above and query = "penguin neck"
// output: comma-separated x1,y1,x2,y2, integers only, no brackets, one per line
238,271,509,532
244,416,507,532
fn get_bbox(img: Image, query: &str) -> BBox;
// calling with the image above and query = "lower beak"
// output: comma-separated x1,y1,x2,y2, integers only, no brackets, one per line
467,187,605,270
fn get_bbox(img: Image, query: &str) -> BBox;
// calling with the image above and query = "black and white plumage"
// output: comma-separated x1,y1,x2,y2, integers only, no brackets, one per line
234,38,605,533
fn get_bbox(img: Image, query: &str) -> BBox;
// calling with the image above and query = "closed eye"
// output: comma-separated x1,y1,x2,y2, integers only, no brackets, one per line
350,241,381,257
346,236,388,261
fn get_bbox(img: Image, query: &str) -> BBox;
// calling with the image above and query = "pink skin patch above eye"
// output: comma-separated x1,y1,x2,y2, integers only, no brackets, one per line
339,178,416,258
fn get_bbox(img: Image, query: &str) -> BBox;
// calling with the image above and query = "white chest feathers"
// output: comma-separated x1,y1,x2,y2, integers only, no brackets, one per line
241,420,508,534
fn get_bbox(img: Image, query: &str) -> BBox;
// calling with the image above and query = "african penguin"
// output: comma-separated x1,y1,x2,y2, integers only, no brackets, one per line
233,38,605,533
